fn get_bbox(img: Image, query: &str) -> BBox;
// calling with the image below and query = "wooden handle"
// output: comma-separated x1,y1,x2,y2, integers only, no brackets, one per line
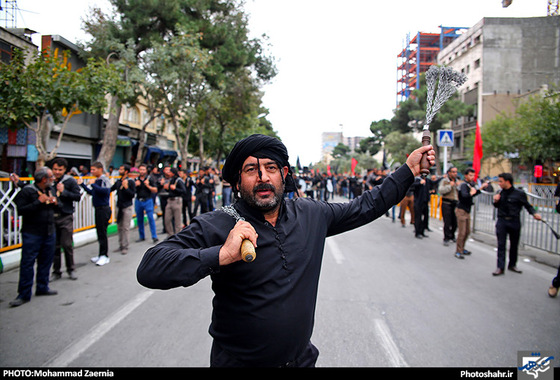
420,129,431,177
241,239,256,262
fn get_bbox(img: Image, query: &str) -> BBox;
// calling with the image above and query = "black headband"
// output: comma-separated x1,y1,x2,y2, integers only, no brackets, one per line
222,134,296,193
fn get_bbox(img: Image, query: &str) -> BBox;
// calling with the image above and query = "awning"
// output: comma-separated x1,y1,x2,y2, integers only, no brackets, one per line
116,135,136,147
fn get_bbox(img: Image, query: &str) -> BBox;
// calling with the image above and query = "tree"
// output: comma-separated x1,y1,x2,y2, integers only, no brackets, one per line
481,87,560,179
0,49,118,168
143,32,212,167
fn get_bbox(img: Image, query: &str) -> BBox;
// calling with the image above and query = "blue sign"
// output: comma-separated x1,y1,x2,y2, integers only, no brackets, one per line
438,130,454,147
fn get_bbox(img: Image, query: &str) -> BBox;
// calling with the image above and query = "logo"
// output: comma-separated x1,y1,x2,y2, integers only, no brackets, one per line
518,351,555,380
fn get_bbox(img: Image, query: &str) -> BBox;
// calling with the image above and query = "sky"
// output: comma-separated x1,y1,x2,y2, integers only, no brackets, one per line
10,0,548,166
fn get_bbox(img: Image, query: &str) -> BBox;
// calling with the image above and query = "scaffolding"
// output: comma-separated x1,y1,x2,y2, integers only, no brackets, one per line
0,0,18,29
396,26,467,106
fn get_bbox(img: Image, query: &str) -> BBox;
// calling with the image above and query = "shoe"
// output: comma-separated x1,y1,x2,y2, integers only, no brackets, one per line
443,240,449,246
95,256,110,266
415,234,423,239
121,249,128,255
36,289,58,296
508,266,522,274
135,238,145,243
51,273,62,281
421,233,429,238
152,238,159,243
91,256,100,263
492,268,504,276
9,298,29,307
462,250,471,256
548,285,558,298
68,272,78,280
113,247,123,253
455,252,465,259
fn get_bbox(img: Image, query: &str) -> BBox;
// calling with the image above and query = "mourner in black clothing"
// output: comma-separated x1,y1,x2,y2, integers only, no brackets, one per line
411,176,432,239
137,134,435,367
10,167,58,307
51,158,82,280
455,168,488,259
492,173,541,276
162,167,187,235
111,164,136,255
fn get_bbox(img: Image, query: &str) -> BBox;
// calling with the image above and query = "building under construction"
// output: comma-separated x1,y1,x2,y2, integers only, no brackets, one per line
396,26,467,106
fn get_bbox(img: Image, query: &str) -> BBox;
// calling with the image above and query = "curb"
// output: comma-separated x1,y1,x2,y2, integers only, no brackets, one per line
0,213,157,273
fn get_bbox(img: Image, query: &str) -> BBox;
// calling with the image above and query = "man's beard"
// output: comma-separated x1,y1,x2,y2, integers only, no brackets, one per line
240,183,284,211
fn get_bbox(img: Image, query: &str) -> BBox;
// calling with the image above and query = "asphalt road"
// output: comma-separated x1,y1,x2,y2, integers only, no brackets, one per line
1,205,559,369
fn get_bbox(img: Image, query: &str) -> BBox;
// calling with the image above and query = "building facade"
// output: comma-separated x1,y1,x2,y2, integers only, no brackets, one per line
437,16,560,177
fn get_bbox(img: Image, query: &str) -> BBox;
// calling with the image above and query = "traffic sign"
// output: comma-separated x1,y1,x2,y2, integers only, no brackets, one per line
437,130,454,147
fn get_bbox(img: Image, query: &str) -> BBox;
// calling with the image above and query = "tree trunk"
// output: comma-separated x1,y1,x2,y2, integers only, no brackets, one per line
97,94,122,170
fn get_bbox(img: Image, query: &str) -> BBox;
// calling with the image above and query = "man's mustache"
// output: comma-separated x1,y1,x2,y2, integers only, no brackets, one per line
253,184,276,193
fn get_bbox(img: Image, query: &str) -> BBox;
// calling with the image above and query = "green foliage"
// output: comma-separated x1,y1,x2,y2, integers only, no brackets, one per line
481,89,560,163
82,0,278,165
0,49,116,129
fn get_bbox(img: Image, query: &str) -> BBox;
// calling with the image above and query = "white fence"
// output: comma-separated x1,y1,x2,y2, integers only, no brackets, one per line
0,177,118,253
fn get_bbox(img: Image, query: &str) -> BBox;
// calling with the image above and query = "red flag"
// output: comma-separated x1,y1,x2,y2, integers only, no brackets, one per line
473,121,483,181
351,158,358,176
327,165,331,176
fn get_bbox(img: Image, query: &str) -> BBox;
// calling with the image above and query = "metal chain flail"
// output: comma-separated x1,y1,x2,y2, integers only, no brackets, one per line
424,65,467,128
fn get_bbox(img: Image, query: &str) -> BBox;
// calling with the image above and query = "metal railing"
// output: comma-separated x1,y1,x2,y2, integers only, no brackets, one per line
472,189,559,254
0,177,119,253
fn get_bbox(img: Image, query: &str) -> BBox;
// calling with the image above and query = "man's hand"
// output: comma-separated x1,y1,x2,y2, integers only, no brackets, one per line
405,145,436,177
219,221,258,266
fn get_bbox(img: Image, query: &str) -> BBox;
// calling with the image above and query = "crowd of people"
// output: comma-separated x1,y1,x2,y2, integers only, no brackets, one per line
7,159,228,307
6,155,559,309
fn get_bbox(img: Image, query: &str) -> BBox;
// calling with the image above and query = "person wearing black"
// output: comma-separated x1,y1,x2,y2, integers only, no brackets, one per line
135,163,159,243
491,173,541,276
193,167,213,215
78,162,112,266
10,167,58,307
51,158,82,280
178,169,195,226
411,176,432,239
137,134,435,367
111,164,136,255
162,167,186,235
455,168,488,259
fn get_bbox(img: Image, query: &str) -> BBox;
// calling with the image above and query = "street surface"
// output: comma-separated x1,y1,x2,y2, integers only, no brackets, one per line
1,199,559,369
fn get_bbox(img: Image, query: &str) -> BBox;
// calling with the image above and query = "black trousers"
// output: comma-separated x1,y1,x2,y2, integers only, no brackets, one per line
95,206,111,257
210,341,319,367
414,201,429,235
496,218,521,269
441,201,457,241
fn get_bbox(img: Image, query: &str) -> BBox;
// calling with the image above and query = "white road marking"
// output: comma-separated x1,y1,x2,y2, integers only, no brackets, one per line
326,237,345,264
373,319,408,367
44,290,154,367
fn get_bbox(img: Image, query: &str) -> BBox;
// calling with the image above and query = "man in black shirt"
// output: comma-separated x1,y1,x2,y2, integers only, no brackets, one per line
455,168,488,259
492,173,541,276
162,167,186,235
10,167,58,307
137,134,435,367
51,158,82,280
135,163,159,243
111,164,136,255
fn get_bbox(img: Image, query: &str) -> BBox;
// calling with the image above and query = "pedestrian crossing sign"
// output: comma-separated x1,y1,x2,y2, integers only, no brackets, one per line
437,130,454,147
